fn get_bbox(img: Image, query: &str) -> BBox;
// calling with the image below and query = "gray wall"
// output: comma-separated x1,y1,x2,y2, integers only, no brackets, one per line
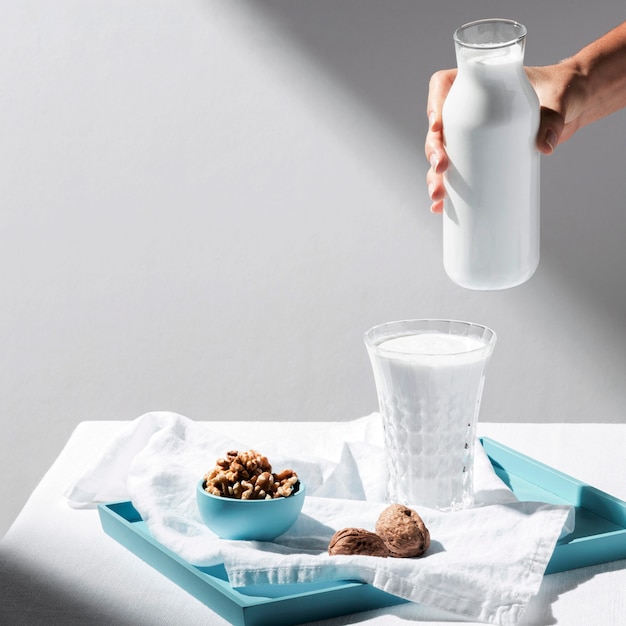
2,0,625,538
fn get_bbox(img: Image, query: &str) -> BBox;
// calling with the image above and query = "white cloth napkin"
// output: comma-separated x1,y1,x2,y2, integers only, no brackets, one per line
65,412,574,626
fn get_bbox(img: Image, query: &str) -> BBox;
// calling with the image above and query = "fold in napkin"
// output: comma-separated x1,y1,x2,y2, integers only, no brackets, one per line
65,413,573,626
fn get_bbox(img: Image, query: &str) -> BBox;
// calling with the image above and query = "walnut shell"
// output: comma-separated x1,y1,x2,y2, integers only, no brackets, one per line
375,504,430,558
328,528,389,557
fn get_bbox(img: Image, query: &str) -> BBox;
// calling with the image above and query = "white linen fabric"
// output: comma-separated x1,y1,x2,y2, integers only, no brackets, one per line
64,412,574,626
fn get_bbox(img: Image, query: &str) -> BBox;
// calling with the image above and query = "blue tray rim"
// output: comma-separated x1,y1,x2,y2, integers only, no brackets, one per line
479,437,626,573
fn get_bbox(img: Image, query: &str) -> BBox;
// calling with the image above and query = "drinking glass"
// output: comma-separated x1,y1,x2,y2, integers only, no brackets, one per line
364,319,496,510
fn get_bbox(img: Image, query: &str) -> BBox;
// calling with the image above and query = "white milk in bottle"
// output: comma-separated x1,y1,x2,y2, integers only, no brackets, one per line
442,19,540,290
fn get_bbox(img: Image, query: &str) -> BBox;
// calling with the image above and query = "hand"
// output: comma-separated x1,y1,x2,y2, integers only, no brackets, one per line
424,69,456,214
424,61,587,214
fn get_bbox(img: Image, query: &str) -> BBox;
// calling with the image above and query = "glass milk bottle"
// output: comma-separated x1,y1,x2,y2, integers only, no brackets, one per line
442,19,540,290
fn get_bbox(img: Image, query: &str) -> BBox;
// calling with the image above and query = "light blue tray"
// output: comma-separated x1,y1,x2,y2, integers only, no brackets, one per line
97,501,405,626
98,438,626,625
480,437,626,574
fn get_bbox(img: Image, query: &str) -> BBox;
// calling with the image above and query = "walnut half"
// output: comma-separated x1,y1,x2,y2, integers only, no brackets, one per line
328,528,390,557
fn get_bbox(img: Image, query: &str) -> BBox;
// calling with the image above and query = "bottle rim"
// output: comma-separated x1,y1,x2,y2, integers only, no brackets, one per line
454,18,527,50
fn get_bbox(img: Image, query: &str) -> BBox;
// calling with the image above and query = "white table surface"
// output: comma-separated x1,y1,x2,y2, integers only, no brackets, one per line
1,419,626,626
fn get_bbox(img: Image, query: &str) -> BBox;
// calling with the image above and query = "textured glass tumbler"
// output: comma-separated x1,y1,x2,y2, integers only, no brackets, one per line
364,320,496,511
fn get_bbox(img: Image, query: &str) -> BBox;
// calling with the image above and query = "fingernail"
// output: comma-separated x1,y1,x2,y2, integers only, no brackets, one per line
430,154,439,172
545,129,558,152
428,182,435,199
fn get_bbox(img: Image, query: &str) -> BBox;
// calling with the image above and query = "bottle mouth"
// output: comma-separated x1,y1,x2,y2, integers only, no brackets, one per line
454,18,527,49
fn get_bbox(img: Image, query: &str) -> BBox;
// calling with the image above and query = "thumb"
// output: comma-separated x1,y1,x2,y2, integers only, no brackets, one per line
537,107,565,155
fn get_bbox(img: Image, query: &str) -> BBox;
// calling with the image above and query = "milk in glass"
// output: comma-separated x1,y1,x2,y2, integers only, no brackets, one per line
365,320,496,510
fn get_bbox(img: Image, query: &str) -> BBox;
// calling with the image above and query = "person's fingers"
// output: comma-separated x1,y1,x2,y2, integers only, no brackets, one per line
425,70,456,166
425,69,456,214
526,66,572,154
426,69,457,131
430,200,444,214
424,132,448,175
536,106,565,155
426,166,445,214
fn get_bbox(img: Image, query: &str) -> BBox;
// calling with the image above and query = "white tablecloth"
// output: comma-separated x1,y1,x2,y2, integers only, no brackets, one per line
1,419,626,626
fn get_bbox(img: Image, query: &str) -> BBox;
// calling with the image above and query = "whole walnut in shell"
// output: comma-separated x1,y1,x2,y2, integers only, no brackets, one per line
328,528,389,557
375,504,430,558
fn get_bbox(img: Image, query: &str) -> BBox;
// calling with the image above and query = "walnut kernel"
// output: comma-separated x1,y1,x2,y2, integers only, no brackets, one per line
203,450,299,500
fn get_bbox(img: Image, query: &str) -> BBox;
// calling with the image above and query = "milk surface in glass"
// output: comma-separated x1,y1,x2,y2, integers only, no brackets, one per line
366,322,495,510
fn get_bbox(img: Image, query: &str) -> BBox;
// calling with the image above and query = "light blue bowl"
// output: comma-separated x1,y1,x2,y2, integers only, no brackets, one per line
196,479,306,541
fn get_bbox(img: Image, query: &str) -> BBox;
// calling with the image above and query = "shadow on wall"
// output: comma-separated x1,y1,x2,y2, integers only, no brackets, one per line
238,0,626,308
236,0,626,420
239,0,443,156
